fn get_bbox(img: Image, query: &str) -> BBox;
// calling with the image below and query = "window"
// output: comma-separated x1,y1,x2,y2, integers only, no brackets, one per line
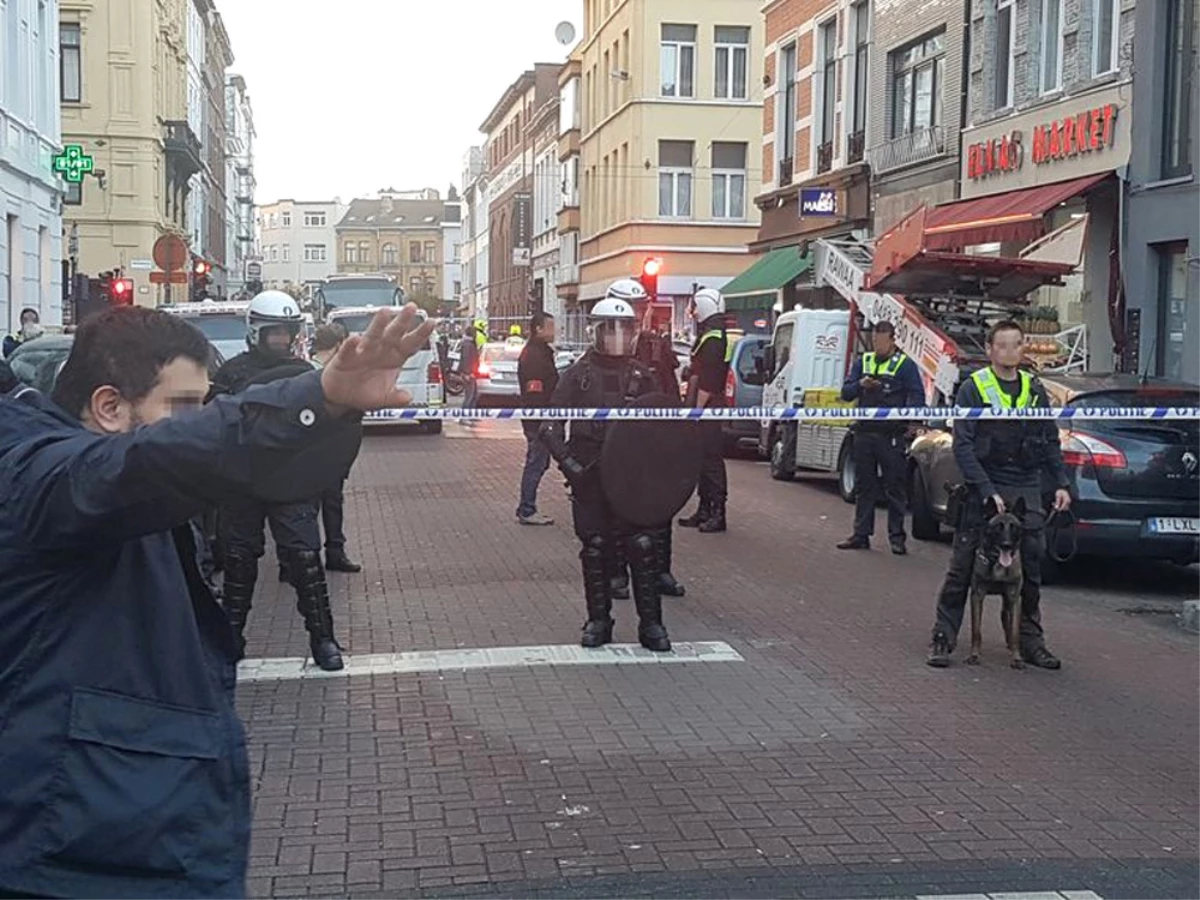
269,245,278,261
1162,0,1195,177
779,44,798,166
269,214,277,229
303,244,327,262
772,323,794,377
891,32,945,137
281,212,292,227
60,24,81,102
711,142,747,219
424,241,437,263
851,3,870,144
1040,0,1064,93
1093,0,1120,75
453,280,462,297
424,279,436,297
304,211,326,227
282,245,290,262
358,241,370,263
63,181,82,205
995,0,1015,108
714,26,749,99
382,243,398,266
1156,244,1191,380
453,242,461,261
657,140,693,217
344,243,358,264
410,277,421,295
660,24,696,97
818,19,838,170
410,242,422,263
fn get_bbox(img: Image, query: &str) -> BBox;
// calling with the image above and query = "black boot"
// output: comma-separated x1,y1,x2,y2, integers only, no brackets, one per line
678,501,709,528
221,552,258,660
628,534,671,652
289,550,344,671
610,536,630,600
325,547,362,573
654,528,685,597
580,536,614,648
698,502,727,533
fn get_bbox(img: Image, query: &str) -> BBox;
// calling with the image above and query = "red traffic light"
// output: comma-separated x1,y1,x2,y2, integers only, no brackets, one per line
193,259,211,276
642,258,661,277
110,277,134,305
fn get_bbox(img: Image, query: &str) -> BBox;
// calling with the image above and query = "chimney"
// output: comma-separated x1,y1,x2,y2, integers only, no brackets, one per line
381,195,393,215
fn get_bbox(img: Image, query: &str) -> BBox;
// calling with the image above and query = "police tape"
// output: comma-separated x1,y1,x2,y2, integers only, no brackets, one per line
364,406,1200,422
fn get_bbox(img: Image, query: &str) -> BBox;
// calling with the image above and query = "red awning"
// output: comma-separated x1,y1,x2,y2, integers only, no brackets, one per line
924,173,1111,250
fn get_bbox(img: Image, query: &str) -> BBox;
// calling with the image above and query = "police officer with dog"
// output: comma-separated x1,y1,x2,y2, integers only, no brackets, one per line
210,291,345,671
837,321,925,555
541,293,700,652
927,320,1071,670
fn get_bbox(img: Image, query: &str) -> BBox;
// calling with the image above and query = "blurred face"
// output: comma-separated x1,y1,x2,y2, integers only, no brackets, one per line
85,357,210,434
261,325,295,354
872,328,896,357
20,310,39,328
988,326,1025,370
538,317,557,342
594,319,636,356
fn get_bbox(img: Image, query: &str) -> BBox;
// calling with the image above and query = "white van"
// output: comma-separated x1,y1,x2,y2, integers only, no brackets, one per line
757,308,862,500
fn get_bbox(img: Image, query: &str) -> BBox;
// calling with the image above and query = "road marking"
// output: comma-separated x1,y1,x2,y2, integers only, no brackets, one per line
238,641,744,683
915,893,1102,900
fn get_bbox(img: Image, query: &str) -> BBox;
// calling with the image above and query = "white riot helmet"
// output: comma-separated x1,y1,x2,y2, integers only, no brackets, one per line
246,290,304,356
588,296,638,357
605,278,649,304
690,287,726,324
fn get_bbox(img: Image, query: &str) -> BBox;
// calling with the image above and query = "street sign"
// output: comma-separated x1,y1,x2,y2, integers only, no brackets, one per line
246,260,262,278
150,271,190,284
512,247,531,267
129,259,154,271
800,188,838,217
52,145,94,183
153,234,189,272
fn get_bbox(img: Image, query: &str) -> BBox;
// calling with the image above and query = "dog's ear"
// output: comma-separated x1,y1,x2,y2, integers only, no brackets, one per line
1011,495,1027,518
984,494,1000,516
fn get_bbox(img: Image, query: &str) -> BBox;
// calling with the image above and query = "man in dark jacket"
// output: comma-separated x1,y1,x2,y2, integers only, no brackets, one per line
927,320,1071,670
0,304,434,899
516,311,559,525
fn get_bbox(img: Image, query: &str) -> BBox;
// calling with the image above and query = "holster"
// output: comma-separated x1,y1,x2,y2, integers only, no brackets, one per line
945,483,971,530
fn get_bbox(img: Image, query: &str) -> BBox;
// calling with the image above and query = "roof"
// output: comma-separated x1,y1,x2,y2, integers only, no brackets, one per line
337,197,448,230
480,70,536,134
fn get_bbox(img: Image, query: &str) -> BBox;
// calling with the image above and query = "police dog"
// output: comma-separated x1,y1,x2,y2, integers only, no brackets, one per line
966,496,1027,669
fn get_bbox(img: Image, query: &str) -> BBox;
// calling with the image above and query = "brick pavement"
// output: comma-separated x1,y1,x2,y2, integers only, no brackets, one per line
236,423,1199,898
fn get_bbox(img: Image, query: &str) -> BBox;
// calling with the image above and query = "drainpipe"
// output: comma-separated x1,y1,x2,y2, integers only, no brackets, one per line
955,0,973,198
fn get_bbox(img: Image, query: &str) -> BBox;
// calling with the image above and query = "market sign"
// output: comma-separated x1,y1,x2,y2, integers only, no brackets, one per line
799,188,838,217
967,104,1119,180
967,132,1023,180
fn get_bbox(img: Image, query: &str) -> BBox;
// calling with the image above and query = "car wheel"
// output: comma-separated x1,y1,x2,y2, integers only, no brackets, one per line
769,424,796,482
836,439,855,504
909,466,941,541
424,421,443,435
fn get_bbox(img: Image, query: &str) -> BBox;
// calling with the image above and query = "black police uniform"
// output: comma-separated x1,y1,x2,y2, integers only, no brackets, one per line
540,350,672,651
210,347,342,670
840,350,925,551
930,369,1069,668
680,315,730,532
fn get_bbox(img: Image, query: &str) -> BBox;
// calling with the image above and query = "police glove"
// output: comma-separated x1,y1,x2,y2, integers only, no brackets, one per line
561,457,592,487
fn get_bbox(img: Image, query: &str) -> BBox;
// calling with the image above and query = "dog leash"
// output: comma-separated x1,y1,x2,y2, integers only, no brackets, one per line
1045,507,1079,564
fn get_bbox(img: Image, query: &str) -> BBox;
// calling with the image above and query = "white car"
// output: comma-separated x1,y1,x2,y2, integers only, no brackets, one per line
161,300,250,362
327,306,444,434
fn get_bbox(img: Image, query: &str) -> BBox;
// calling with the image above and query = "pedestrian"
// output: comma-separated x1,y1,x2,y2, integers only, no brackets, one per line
311,324,363,572
927,320,1070,670
515,310,558,526
678,288,732,534
3,307,44,358
837,321,925,554
540,295,672,652
209,291,345,670
0,303,434,899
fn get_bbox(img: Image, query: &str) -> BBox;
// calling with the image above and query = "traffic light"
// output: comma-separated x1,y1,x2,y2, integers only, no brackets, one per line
191,257,211,302
640,257,661,302
97,271,135,306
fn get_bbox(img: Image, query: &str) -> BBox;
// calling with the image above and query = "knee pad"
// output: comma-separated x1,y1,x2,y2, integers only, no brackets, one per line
628,533,655,564
284,549,324,585
581,534,607,560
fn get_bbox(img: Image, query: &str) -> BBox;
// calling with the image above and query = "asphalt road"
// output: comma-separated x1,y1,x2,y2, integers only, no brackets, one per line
235,421,1199,899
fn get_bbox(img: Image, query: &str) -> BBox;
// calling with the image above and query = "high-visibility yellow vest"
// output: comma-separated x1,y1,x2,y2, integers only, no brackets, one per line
971,367,1037,409
863,351,907,377
696,329,734,364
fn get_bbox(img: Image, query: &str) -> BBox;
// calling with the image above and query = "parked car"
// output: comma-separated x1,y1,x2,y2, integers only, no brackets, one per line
327,306,444,433
722,334,769,453
465,342,522,408
161,300,250,364
907,374,1200,567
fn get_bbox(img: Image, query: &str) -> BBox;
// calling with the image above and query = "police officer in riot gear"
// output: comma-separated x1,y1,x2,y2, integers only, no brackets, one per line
540,293,672,652
678,288,731,533
837,321,925,554
927,320,1070,670
210,290,344,671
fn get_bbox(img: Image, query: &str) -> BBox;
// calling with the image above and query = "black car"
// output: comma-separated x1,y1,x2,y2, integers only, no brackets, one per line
908,374,1199,567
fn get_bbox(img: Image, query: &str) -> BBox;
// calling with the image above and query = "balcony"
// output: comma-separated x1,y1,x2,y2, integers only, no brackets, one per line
163,121,204,180
556,263,580,286
778,156,794,187
847,130,866,164
816,141,834,175
870,125,946,175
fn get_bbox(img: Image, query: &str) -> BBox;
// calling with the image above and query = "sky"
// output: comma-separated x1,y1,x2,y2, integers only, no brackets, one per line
219,1,583,205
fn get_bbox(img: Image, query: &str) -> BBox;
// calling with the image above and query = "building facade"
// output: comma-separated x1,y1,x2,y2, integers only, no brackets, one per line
2,0,64,332
481,65,560,324
574,0,764,334
460,147,490,318
556,52,584,342
334,189,452,309
441,188,463,314
60,0,207,306
531,89,562,323
959,0,1136,369
1125,0,1197,383
225,74,255,294
257,199,344,294
201,6,232,294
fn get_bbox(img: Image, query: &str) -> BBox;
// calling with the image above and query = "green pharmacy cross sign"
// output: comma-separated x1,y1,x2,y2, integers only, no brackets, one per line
52,144,94,184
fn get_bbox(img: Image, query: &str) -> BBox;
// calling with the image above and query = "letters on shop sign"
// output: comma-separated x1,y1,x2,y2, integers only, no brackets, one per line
967,104,1118,180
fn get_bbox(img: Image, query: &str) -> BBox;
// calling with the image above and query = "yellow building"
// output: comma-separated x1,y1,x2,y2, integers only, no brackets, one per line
334,191,449,306
572,0,763,331
60,0,197,306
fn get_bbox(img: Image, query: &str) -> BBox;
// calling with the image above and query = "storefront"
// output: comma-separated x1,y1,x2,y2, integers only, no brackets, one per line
953,86,1132,371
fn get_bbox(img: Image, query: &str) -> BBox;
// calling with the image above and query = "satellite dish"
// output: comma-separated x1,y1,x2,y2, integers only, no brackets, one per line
555,21,576,46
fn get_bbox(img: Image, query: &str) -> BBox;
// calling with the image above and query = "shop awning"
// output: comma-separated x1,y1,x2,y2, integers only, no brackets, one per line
924,173,1111,250
721,247,812,311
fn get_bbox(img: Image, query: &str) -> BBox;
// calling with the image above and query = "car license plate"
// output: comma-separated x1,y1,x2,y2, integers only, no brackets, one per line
1147,517,1200,535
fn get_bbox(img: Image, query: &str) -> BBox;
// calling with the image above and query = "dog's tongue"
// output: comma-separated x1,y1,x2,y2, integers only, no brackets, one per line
999,549,1016,568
